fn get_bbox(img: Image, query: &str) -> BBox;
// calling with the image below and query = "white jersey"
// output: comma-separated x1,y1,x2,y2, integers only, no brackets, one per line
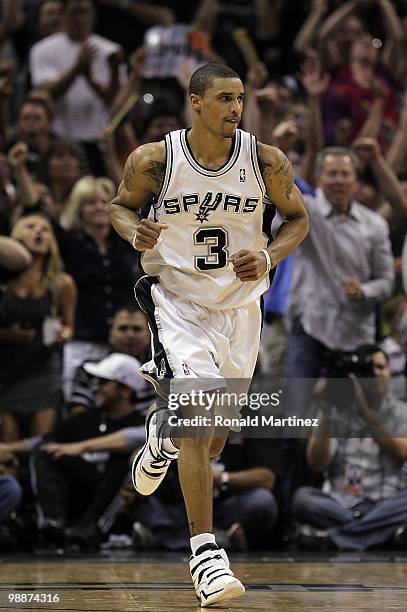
141,128,275,309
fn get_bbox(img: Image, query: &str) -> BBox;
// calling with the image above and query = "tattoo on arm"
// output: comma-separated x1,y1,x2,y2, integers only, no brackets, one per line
190,521,196,536
123,154,135,189
259,152,294,201
143,161,166,191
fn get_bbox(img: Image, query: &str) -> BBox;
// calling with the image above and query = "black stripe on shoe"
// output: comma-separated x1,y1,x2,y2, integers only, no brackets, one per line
205,567,229,581
197,565,225,585
207,572,232,587
191,552,222,577
200,588,223,601
141,466,165,478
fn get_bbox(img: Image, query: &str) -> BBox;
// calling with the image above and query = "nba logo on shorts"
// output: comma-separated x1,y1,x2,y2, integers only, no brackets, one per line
240,168,246,182
159,358,167,378
182,363,191,376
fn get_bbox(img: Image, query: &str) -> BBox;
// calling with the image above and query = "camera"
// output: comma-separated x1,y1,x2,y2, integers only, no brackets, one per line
324,350,374,379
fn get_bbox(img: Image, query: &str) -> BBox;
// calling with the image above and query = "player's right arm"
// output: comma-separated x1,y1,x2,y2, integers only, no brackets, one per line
109,141,168,250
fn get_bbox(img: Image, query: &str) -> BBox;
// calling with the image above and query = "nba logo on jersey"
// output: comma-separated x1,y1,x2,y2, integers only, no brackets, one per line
240,168,246,182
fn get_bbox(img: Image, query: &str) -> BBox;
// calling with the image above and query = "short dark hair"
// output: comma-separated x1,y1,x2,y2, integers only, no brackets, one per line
357,344,389,364
189,64,240,97
112,305,146,320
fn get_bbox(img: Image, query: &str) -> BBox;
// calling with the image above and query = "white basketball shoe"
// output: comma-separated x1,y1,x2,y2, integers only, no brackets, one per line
132,403,178,496
189,543,245,607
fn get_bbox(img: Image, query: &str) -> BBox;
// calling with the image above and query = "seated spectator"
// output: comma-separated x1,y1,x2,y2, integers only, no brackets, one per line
380,295,407,400
41,426,282,552
0,452,22,552
68,305,152,416
32,353,146,548
51,176,137,400
42,435,184,551
210,434,282,551
293,345,407,551
0,214,76,440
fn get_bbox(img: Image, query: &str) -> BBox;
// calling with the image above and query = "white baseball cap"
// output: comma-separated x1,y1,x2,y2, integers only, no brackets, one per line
84,353,145,392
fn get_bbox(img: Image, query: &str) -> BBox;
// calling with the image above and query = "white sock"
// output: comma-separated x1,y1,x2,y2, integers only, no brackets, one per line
190,533,216,555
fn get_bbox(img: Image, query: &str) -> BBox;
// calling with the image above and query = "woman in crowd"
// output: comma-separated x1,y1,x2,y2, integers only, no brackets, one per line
0,214,76,440
55,176,137,399
40,140,84,214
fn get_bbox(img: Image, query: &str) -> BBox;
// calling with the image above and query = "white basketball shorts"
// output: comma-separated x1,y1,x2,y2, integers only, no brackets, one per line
135,275,262,395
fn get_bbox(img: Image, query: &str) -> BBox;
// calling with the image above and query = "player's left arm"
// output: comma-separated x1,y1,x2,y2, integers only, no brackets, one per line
230,143,309,282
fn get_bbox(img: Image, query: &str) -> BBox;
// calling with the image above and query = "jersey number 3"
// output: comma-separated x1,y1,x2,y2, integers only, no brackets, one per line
194,227,228,271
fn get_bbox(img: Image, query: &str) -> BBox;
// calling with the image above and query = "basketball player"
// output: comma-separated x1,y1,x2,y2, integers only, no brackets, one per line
110,64,309,606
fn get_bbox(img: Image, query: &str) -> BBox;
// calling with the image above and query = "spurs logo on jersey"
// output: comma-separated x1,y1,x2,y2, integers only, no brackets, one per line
163,191,260,221
141,128,276,309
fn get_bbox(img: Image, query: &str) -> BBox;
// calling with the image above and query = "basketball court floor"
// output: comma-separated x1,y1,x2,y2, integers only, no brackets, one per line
1,550,406,611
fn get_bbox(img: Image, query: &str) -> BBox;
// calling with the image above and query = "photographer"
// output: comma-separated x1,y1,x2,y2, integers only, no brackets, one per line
292,345,407,551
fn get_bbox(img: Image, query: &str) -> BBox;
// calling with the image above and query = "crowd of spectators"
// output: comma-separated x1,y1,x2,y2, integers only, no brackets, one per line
1,0,407,554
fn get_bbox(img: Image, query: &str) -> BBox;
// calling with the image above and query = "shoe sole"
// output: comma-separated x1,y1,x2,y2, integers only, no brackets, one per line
200,581,245,607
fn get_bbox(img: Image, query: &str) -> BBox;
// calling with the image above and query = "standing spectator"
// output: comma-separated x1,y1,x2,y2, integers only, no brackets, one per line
53,176,137,399
351,137,407,224
35,0,64,42
5,94,87,190
0,214,76,440
40,140,84,211
283,146,394,510
322,35,400,150
7,97,55,180
3,138,84,228
29,0,123,173
194,0,283,75
286,146,394,419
